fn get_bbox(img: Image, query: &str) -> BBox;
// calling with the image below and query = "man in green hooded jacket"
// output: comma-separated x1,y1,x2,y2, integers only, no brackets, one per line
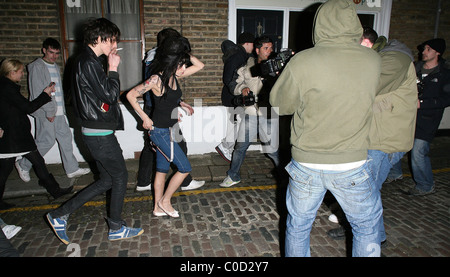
327,27,418,245
270,0,381,257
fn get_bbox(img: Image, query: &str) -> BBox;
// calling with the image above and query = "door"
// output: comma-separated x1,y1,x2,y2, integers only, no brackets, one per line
236,9,284,52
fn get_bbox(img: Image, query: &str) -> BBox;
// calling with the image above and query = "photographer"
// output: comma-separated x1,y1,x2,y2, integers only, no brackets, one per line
219,36,280,187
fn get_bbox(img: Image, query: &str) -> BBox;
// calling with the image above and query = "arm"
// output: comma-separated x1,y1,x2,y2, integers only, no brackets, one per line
269,66,300,116
179,55,204,79
28,62,57,118
126,75,158,130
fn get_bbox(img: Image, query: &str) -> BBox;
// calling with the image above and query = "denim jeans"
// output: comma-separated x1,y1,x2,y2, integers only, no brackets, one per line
50,134,128,230
285,159,383,257
367,150,404,242
387,160,403,179
227,114,279,181
136,106,192,187
411,138,434,192
149,127,191,174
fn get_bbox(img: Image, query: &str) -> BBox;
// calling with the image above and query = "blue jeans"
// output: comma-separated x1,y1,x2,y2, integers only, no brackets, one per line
367,150,404,242
149,127,191,174
411,138,434,192
387,160,403,179
227,114,279,181
285,159,383,257
50,134,128,230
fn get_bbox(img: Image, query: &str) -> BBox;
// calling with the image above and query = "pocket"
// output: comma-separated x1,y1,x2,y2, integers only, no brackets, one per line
332,168,372,203
286,161,312,200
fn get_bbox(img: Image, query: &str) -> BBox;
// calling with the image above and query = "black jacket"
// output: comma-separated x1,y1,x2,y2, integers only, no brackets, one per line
72,46,124,130
415,59,450,142
0,76,51,154
221,41,250,107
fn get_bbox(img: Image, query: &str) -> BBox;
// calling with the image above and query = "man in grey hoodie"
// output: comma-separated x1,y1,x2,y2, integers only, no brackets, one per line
16,38,90,181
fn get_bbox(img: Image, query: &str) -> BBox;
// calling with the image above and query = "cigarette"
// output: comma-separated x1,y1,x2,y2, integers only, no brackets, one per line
116,48,123,51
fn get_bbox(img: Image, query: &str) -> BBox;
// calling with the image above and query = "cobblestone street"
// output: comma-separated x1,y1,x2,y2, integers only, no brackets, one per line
1,137,449,259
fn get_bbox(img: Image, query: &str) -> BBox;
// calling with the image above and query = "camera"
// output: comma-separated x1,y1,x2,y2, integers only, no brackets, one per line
233,91,256,107
258,49,294,77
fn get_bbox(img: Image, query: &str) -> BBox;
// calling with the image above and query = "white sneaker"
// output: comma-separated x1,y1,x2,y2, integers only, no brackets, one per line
15,160,30,182
2,225,22,239
215,143,232,163
136,183,152,191
181,180,205,191
328,214,339,224
219,176,240,188
67,168,91,178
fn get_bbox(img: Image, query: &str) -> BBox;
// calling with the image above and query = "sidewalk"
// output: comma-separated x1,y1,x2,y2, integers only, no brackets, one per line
1,137,450,257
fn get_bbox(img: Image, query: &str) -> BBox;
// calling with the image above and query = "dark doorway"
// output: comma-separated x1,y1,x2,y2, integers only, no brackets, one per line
237,9,284,52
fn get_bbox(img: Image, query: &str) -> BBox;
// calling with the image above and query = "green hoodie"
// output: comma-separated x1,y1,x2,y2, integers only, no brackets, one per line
270,0,381,164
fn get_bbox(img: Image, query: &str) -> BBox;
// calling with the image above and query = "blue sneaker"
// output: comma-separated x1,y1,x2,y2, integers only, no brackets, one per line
108,225,144,241
46,213,70,245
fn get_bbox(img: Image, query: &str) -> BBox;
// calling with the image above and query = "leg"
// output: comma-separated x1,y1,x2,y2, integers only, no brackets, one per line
284,160,327,257
410,138,434,193
19,117,56,172
226,114,257,181
0,158,15,209
54,116,80,175
326,162,383,257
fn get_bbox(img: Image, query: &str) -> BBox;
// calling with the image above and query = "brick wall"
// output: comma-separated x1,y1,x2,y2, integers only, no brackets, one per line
0,0,61,90
0,0,449,102
143,0,228,105
389,0,450,61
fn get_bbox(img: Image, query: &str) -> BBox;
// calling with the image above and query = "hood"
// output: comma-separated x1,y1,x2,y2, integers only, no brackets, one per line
313,0,363,46
221,40,242,63
381,39,414,61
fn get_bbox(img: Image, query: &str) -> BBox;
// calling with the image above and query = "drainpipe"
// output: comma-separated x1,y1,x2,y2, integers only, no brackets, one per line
434,0,442,38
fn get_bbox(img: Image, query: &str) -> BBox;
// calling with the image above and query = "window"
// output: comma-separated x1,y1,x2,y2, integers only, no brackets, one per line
59,0,144,91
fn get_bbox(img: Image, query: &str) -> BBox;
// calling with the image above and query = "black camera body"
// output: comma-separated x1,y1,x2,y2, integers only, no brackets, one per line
259,49,294,77
233,91,256,107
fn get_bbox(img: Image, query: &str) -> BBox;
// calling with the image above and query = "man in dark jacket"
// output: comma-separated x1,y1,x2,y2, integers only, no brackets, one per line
408,38,450,195
46,18,143,245
215,32,254,162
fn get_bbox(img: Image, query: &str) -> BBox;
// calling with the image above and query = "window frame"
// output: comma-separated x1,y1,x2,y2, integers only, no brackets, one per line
58,0,145,90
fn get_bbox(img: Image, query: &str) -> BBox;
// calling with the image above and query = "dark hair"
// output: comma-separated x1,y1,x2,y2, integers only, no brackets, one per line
254,35,273,49
362,26,378,44
151,36,191,95
83,18,121,46
157,28,181,47
43,38,61,50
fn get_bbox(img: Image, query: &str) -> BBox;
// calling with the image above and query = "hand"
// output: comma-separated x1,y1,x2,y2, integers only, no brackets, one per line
142,116,154,130
0,128,4,138
179,101,194,116
43,83,56,97
242,87,250,96
47,116,55,122
108,51,121,71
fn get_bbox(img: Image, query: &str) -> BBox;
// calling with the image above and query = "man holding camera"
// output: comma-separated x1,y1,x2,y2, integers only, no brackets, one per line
219,35,280,188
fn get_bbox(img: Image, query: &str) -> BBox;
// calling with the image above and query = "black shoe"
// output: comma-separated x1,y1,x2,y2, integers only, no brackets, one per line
407,187,435,196
326,226,346,240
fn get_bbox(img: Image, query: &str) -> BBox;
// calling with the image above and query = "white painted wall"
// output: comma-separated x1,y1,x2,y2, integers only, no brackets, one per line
32,102,262,164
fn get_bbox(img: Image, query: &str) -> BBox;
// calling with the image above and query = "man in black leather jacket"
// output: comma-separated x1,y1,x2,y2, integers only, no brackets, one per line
46,18,143,245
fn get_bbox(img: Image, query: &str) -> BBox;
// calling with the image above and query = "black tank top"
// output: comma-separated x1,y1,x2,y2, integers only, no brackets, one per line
152,77,182,128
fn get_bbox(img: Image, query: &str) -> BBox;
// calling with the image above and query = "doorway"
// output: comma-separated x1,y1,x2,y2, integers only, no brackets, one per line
236,9,284,52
